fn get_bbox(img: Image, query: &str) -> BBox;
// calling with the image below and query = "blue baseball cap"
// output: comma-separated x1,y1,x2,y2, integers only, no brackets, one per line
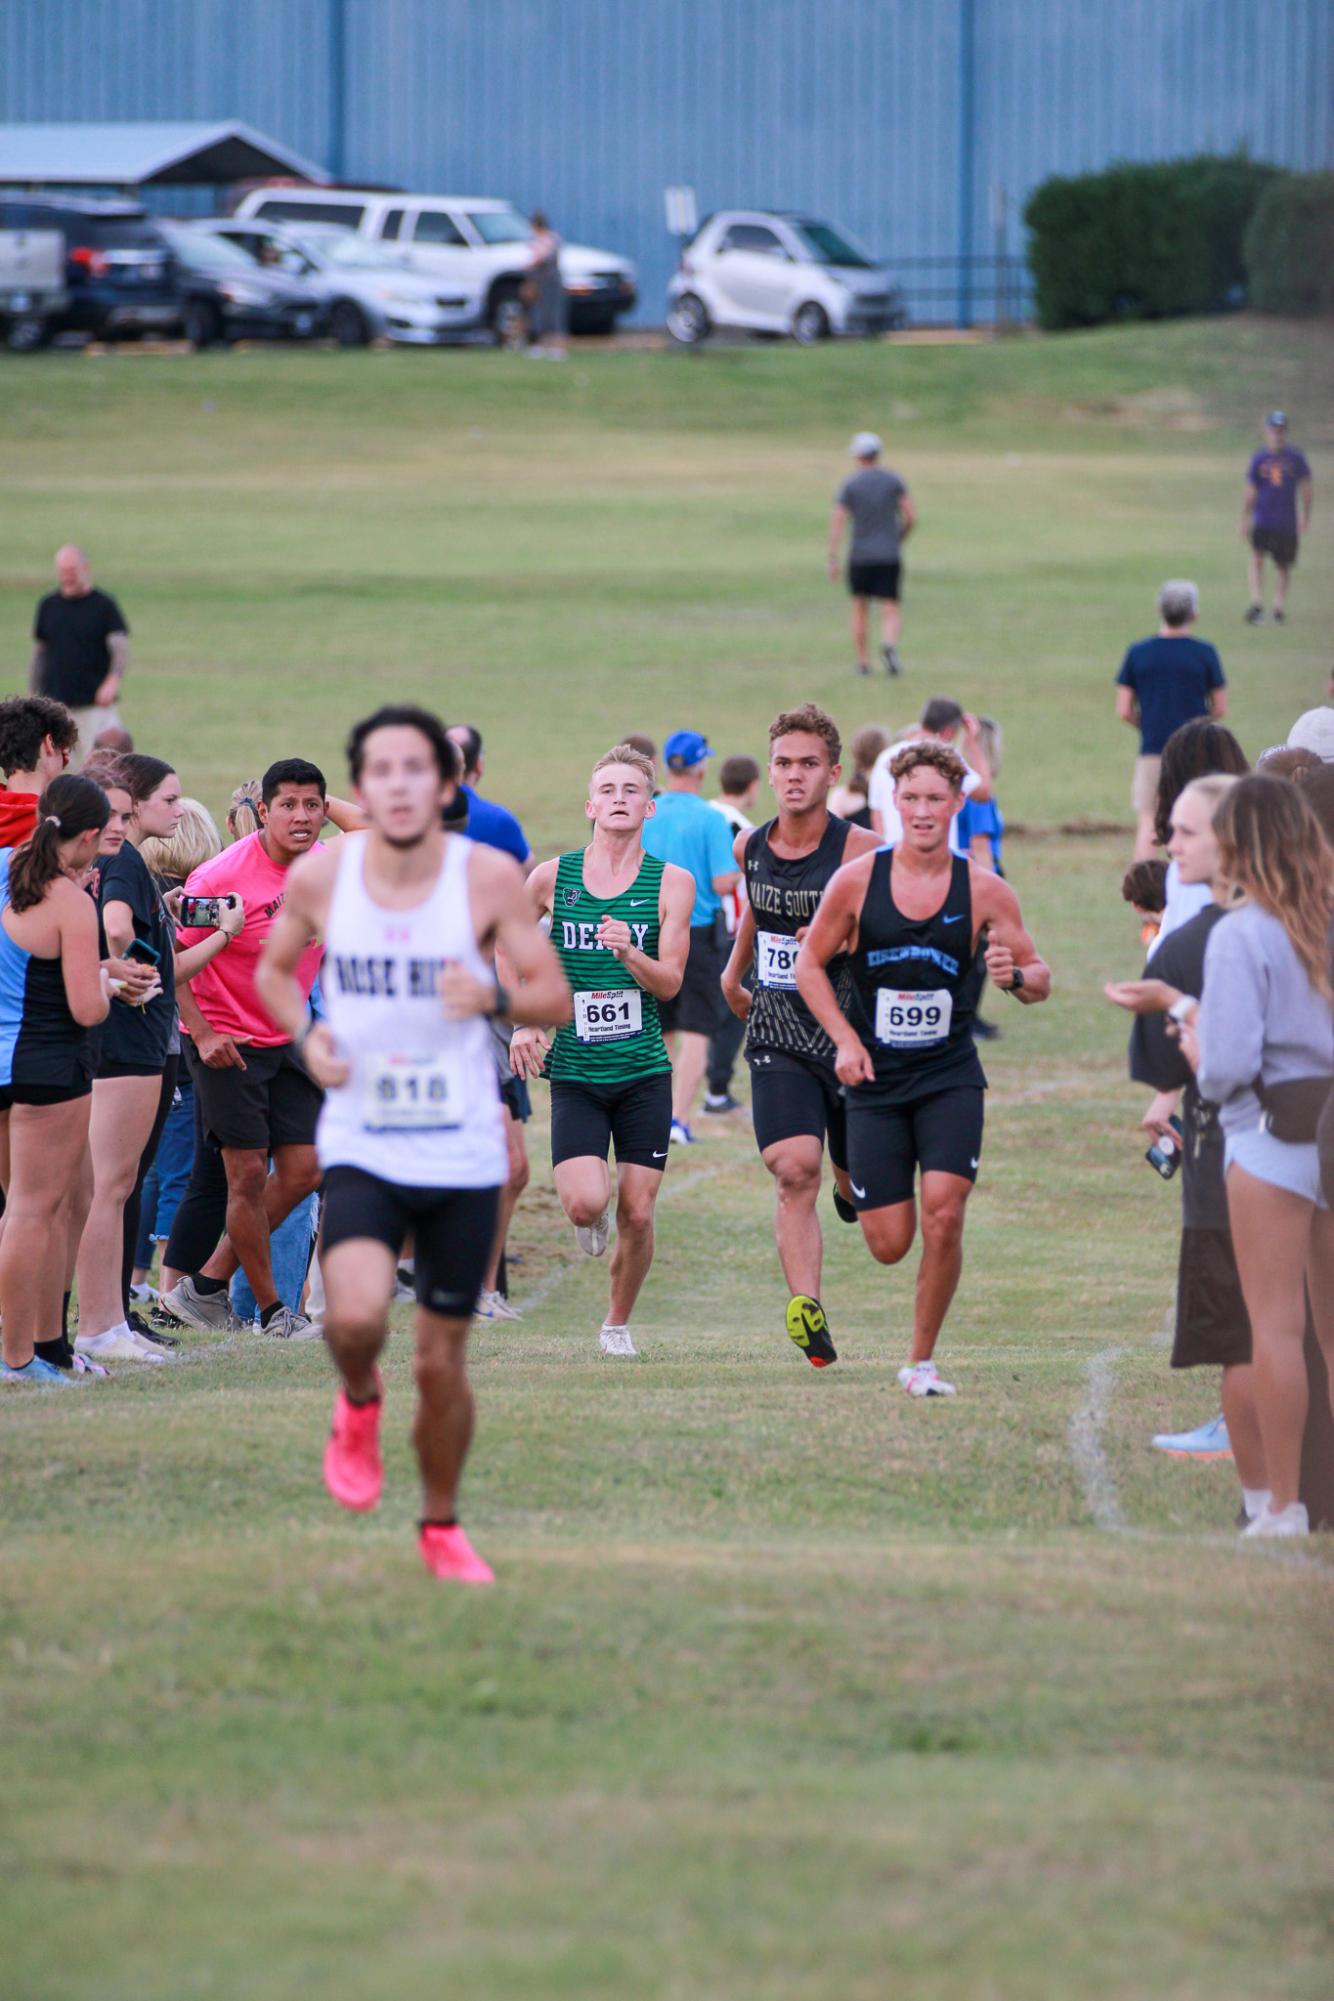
663,729,713,769
1266,409,1288,428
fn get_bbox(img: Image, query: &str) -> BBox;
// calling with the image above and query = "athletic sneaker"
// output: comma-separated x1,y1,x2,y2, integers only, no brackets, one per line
259,1304,313,1340
599,1323,638,1357
832,1187,858,1224
786,1294,837,1368
855,660,871,677
1,1354,70,1385
160,1276,241,1333
1243,603,1263,624
418,1523,495,1584
882,643,904,676
391,1277,417,1303
476,1289,522,1322
74,1325,167,1365
898,1359,956,1397
129,1309,180,1350
1151,1414,1230,1460
576,1201,611,1258
323,1387,383,1511
669,1120,698,1146
128,1281,159,1306
1243,1501,1309,1539
703,1093,743,1115
1273,608,1286,624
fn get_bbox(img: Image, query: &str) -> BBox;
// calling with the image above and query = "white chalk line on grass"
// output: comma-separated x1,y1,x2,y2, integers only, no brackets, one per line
513,1161,725,1317
1068,1345,1128,1534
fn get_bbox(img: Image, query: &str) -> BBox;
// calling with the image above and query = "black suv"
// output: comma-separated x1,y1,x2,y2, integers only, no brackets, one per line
0,195,178,346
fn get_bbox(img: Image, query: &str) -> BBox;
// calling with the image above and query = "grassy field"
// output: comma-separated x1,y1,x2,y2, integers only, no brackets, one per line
2,320,1332,2001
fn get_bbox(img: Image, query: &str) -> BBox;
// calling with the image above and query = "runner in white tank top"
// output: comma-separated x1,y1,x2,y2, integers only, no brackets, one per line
257,705,570,1586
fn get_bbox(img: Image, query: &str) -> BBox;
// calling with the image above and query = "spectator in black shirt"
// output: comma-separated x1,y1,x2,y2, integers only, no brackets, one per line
29,546,130,768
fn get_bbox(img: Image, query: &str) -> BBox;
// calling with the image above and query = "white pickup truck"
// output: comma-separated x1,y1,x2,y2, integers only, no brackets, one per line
0,204,67,351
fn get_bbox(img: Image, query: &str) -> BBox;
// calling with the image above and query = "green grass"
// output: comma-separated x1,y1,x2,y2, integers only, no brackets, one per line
2,319,1332,2000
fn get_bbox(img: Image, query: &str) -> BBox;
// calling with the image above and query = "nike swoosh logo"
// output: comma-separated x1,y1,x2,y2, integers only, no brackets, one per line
970,1158,979,1170
850,1180,867,1199
652,1149,668,1159
628,901,644,907
942,914,964,925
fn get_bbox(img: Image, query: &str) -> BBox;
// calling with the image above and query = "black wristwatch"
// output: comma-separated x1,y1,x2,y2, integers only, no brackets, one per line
1008,965,1026,995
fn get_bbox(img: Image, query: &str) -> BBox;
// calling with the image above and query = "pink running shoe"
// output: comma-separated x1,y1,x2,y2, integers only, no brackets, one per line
323,1387,383,1511
418,1524,495,1585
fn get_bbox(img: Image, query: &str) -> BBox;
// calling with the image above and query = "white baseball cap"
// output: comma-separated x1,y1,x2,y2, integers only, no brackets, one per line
1287,707,1334,762
850,431,882,458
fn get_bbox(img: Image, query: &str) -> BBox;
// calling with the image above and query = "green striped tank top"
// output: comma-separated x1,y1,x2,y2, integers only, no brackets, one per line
544,848,671,1083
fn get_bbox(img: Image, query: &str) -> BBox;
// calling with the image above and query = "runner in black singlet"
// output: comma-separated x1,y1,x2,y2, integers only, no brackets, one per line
796,740,1051,1396
721,705,879,1367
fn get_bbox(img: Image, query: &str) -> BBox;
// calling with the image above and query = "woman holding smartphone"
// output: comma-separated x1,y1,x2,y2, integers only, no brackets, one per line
0,777,112,1383
74,755,241,1365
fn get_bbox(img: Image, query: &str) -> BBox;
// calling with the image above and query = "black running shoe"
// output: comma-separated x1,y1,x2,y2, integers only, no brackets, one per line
1273,608,1285,624
832,1187,858,1224
1243,603,1263,624
130,1309,180,1349
882,644,904,675
785,1293,837,1368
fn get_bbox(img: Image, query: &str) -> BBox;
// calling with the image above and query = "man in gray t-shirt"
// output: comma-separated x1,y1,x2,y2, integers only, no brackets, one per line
827,431,916,676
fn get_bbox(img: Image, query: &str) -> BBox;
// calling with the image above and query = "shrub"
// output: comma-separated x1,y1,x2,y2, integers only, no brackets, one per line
1244,172,1334,315
1025,155,1281,331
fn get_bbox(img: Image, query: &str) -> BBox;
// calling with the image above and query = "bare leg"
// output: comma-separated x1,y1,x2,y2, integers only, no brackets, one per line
65,1146,94,1296
1133,810,1159,863
321,1237,393,1403
879,599,902,650
1273,561,1292,616
413,1311,474,1520
482,1109,529,1293
850,594,869,668
1247,548,1264,607
1226,1165,1314,1511
1,1099,91,1365
859,1195,918,1271
906,1173,972,1363
670,1030,710,1128
200,1143,321,1307
554,1154,612,1231
607,1163,663,1325
764,1135,825,1298
1220,1361,1267,1492
76,1075,161,1336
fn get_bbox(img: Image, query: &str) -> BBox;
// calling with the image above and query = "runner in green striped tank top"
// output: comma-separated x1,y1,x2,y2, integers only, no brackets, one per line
511,745,694,1357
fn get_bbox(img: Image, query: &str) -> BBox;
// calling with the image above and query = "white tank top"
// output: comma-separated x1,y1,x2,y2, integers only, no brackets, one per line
316,833,507,1189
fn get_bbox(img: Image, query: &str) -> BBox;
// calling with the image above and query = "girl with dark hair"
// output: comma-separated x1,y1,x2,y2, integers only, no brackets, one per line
1148,718,1250,956
1182,776,1334,1536
0,777,111,1382
74,755,244,1365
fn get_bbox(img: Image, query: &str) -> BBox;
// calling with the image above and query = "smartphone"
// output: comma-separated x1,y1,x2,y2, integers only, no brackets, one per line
1146,1114,1184,1181
178,894,236,928
125,937,161,967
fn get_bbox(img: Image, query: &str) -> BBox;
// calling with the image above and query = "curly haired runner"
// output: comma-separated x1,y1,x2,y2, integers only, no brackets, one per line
796,741,1051,1396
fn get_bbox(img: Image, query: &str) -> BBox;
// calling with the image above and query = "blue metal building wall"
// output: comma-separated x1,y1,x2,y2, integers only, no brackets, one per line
3,0,1331,323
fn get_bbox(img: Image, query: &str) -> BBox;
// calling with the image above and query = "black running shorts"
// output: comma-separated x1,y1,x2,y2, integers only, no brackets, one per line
186,1037,323,1153
848,559,901,601
658,924,726,1037
1250,526,1298,568
748,1048,848,1171
845,1085,984,1209
0,1075,92,1110
550,1073,673,1171
321,1165,500,1320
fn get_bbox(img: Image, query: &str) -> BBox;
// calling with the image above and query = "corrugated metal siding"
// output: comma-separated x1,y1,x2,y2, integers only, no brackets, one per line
4,0,1331,322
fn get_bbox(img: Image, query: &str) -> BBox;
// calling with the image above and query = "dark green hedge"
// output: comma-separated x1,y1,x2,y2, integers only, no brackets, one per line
1243,172,1334,315
1024,155,1281,331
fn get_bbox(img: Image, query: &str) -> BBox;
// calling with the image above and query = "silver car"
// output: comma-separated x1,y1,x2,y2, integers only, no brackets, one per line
194,219,470,344
667,211,904,346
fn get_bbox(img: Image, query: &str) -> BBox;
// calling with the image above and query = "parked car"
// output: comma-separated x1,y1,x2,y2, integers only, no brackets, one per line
191,218,468,345
232,185,637,339
0,195,178,347
157,223,322,347
666,211,905,345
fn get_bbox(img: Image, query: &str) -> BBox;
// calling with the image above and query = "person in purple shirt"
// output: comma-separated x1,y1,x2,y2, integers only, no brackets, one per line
1243,411,1313,626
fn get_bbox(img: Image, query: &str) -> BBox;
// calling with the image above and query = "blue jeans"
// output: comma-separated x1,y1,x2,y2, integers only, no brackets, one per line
133,1075,197,1271
231,1192,319,1322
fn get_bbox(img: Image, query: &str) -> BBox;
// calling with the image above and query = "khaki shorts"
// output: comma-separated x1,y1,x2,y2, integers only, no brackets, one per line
1131,753,1161,816
69,703,124,767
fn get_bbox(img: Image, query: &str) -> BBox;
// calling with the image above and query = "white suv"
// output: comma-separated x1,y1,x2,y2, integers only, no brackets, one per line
233,186,636,339
666,211,904,345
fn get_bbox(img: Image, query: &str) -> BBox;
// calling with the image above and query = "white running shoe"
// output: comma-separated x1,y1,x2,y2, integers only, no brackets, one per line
75,1325,166,1365
476,1289,523,1322
599,1323,637,1357
576,1202,611,1258
257,1304,313,1340
898,1359,955,1398
128,1281,159,1306
1243,1501,1309,1539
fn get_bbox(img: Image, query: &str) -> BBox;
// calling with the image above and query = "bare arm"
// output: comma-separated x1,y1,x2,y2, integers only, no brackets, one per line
1241,480,1257,538
176,972,248,1071
960,715,992,802
468,849,571,1028
721,901,756,1020
173,894,246,983
826,503,849,579
794,862,875,1086
507,856,563,1076
898,491,917,543
100,897,137,960
322,794,368,834
1298,474,1313,532
975,872,1051,1005
970,834,995,872
1208,687,1228,719
55,885,110,1027
1116,686,1139,729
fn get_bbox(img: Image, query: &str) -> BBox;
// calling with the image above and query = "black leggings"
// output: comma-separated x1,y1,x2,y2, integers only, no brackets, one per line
121,1055,180,1310
162,1078,229,1278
